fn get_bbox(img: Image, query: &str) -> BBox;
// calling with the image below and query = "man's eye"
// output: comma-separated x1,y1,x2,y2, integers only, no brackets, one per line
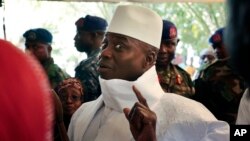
115,44,122,50
33,46,39,49
168,42,176,46
101,43,107,50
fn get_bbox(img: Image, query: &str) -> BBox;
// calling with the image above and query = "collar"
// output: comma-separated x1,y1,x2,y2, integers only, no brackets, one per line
156,63,175,72
99,66,164,112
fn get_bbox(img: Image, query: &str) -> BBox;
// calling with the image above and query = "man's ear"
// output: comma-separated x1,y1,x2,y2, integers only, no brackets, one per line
144,49,157,69
48,45,52,53
177,38,180,44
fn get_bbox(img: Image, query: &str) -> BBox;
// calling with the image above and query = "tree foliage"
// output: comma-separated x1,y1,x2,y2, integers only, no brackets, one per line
3,1,226,75
98,2,226,55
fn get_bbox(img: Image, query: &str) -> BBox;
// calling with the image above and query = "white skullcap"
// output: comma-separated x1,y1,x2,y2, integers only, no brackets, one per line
107,5,163,49
200,48,216,57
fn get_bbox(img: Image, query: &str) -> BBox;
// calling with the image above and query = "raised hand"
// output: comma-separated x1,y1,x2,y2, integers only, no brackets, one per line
123,86,157,141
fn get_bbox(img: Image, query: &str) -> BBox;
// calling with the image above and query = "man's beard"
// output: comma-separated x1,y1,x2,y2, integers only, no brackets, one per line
76,43,92,53
156,53,175,67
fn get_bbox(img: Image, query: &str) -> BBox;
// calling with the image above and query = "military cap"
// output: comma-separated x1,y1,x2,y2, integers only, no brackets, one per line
162,20,178,41
209,27,225,46
75,15,108,32
23,28,53,44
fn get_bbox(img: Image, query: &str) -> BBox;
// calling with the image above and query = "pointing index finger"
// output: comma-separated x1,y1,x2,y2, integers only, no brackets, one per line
132,85,149,107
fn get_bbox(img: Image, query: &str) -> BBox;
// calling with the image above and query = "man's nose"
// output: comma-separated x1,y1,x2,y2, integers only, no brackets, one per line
159,46,168,53
74,34,78,41
100,46,112,59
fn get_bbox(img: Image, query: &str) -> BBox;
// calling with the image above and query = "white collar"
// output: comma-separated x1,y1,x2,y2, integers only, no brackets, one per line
99,66,164,112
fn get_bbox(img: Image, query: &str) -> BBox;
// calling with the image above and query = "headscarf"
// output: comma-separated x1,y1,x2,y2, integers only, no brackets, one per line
56,78,84,96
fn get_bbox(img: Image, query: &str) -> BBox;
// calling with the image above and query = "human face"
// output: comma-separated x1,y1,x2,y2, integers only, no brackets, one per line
156,38,178,66
59,87,82,116
98,33,149,81
25,41,51,62
213,43,229,59
200,54,216,65
74,30,92,53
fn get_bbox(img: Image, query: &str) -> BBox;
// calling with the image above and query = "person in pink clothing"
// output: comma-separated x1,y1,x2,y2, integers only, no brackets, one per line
0,39,53,141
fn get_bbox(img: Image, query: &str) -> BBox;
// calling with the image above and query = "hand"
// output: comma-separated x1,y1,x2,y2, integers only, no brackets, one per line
123,86,157,141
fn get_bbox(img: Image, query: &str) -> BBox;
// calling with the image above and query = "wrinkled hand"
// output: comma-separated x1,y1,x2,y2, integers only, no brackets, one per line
123,86,157,141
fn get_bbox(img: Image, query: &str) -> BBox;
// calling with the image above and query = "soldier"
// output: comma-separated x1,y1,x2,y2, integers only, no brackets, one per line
23,28,69,89
74,15,108,102
156,20,195,98
193,27,246,124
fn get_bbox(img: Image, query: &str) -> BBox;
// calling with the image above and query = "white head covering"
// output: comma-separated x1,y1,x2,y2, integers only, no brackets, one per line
200,48,216,57
107,5,163,49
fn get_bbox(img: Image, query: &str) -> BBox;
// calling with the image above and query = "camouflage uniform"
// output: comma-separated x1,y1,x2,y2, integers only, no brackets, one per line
42,58,70,89
194,58,246,124
157,63,195,98
75,49,101,102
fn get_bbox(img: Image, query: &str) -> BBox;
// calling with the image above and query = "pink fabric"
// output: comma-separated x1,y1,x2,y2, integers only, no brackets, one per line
0,39,53,141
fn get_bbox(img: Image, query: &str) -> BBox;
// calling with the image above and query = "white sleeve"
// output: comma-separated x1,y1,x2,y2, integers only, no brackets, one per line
200,121,229,141
158,121,229,141
67,103,86,141
236,89,250,125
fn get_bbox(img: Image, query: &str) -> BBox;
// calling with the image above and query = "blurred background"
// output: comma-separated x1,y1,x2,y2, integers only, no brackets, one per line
0,0,226,77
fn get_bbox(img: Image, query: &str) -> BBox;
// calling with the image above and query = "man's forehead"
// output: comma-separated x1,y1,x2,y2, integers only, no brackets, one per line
77,30,90,34
212,43,223,49
202,54,215,58
162,38,179,43
105,32,130,42
25,41,48,46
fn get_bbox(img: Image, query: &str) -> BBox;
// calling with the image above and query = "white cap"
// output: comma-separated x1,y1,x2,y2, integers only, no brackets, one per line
107,5,163,49
200,48,216,57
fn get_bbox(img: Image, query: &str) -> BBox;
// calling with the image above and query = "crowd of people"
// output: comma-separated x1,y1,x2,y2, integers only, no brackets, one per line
1,0,250,141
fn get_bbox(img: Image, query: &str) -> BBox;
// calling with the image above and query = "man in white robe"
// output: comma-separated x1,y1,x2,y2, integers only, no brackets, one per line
68,5,229,141
236,89,250,124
